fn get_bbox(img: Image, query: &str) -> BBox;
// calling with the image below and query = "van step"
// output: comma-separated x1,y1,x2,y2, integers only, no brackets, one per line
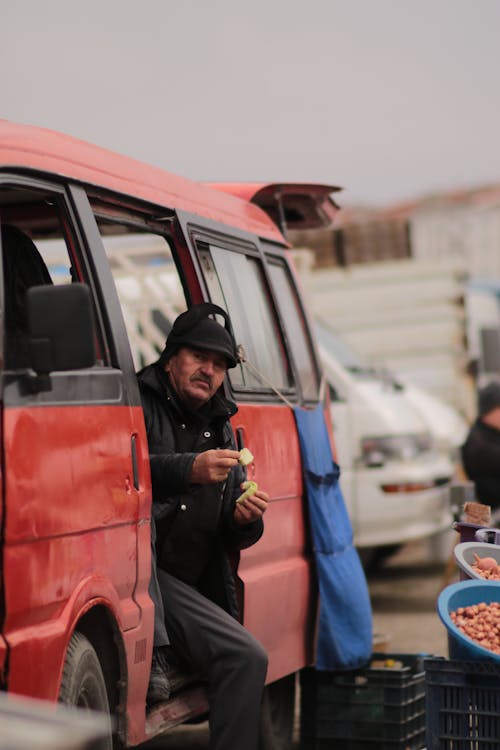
145,684,208,737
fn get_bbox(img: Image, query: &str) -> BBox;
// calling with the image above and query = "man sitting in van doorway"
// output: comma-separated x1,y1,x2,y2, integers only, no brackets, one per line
138,303,269,750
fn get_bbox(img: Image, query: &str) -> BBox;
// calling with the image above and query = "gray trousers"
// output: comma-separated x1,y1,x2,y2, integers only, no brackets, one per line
156,568,268,750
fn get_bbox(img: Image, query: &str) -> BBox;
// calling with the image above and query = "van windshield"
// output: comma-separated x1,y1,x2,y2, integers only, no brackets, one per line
315,320,369,372
316,319,405,391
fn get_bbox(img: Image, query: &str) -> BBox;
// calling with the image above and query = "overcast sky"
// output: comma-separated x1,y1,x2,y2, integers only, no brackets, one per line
2,0,500,206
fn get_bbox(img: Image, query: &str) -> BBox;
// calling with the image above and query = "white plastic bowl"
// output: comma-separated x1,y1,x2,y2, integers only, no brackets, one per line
454,541,500,580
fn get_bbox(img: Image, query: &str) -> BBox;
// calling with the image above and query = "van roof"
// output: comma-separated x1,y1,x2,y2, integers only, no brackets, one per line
0,119,285,242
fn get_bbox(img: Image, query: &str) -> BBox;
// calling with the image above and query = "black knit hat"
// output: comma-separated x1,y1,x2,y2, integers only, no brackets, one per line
478,381,500,417
161,303,238,368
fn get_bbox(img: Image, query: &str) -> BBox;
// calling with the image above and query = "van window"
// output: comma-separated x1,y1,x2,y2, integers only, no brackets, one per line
92,214,187,370
266,257,321,402
0,183,107,369
197,242,293,397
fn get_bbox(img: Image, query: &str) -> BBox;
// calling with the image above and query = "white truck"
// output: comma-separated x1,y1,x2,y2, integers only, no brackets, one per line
317,322,467,562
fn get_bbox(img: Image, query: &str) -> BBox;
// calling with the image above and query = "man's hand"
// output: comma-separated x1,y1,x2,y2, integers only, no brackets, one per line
190,449,240,484
234,487,269,526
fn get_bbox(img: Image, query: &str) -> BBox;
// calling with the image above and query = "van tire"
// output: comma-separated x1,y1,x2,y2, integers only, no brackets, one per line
259,673,296,750
59,631,113,750
360,544,402,571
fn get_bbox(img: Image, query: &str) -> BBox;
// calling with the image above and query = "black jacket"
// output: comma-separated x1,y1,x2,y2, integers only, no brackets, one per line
461,418,500,509
138,362,263,619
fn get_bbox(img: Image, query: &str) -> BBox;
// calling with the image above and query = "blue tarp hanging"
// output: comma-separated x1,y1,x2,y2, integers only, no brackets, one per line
294,402,373,671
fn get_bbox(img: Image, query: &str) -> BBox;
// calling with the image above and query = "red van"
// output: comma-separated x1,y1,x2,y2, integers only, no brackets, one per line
0,120,339,748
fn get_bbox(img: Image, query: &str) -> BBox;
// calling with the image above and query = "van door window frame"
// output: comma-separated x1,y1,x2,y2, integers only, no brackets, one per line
85,194,189,371
264,248,322,405
176,212,299,404
197,239,295,397
67,185,141,386
0,175,111,357
0,175,135,406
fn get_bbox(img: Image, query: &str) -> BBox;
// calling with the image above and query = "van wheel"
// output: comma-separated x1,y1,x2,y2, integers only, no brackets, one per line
259,673,296,750
360,544,402,572
59,631,113,750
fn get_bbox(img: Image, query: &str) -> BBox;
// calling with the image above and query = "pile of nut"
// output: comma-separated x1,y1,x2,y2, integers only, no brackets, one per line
471,553,500,580
450,602,500,654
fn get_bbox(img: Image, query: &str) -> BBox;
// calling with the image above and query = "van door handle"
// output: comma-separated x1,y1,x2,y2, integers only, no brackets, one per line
236,427,245,451
131,435,140,490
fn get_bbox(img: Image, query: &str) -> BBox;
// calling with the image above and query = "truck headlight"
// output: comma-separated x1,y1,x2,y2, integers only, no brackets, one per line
360,432,434,467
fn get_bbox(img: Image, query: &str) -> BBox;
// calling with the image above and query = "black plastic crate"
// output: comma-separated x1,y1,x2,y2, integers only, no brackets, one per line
425,657,500,749
300,653,426,750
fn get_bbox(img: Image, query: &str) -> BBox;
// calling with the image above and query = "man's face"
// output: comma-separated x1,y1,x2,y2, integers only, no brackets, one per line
482,406,500,431
165,347,228,411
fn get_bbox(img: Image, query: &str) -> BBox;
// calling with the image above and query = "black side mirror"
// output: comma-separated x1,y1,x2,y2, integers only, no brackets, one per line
26,284,97,374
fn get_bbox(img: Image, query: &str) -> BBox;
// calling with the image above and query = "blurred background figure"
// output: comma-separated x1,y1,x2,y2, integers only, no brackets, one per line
461,381,500,521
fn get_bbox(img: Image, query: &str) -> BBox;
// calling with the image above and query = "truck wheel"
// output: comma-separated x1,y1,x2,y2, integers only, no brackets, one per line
361,544,402,571
59,631,113,750
259,673,296,750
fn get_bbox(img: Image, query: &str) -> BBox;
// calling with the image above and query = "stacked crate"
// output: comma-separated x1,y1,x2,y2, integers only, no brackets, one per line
300,653,426,750
424,657,500,748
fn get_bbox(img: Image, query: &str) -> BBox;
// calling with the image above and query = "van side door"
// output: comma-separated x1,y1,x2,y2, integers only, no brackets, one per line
0,178,150,702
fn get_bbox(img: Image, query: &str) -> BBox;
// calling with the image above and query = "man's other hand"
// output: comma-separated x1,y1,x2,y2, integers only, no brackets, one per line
234,488,269,526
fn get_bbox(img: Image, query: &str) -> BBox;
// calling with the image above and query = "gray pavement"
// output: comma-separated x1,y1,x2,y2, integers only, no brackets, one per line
368,531,457,658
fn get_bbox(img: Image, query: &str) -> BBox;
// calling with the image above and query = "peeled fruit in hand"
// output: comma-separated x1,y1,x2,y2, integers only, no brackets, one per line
236,480,258,504
238,448,254,466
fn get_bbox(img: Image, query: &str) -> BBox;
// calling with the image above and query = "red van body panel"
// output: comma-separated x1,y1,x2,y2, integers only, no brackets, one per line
2,403,153,716
233,404,316,684
3,405,147,542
